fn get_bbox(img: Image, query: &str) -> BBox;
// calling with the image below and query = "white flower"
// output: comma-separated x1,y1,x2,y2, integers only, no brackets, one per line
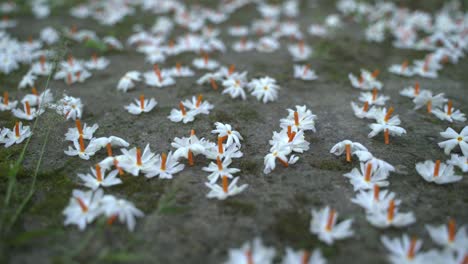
50,94,83,120
3,122,32,148
100,195,144,232
125,95,157,115
64,137,100,160
350,101,377,119
63,189,103,231
171,130,206,165
85,54,109,70
18,71,37,89
270,129,310,153
263,144,299,174
143,152,184,179
348,69,382,91
447,154,468,172
0,91,17,111
232,38,256,52
119,144,158,176
359,89,390,106
248,76,280,103
65,120,98,142
182,95,214,115
344,162,390,191
368,107,406,144
282,248,326,264
203,157,240,183
92,136,130,150
400,82,425,99
330,140,368,162
169,63,194,77
310,206,354,245
168,102,196,123
351,186,400,214
222,72,248,100
117,71,141,92
415,160,462,184
12,102,44,120
413,90,447,112
381,235,426,264
426,219,468,252
143,65,175,87
192,55,219,70
78,165,122,190
353,150,395,174
224,237,276,264
40,27,59,44
21,88,53,107
280,105,317,132
293,64,317,80
432,101,466,123
205,176,248,200
366,199,416,228
388,61,414,76
438,127,468,156
256,36,280,53
211,122,243,147
288,41,312,61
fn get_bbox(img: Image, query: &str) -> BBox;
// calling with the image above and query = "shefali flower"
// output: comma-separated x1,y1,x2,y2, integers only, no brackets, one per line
368,107,406,144
3,122,32,148
222,72,248,100
447,154,468,172
248,76,280,103
117,71,141,92
12,102,45,120
310,206,354,245
50,94,83,120
0,91,18,111
288,41,312,61
438,127,468,156
256,36,280,53
330,140,368,162
348,69,382,90
269,128,310,153
65,119,98,141
282,248,326,264
263,144,299,174
64,136,100,160
381,235,426,264
280,105,317,132
143,64,175,88
203,157,240,183
344,162,390,191
19,71,38,88
351,185,400,214
426,219,468,252
21,88,53,107
359,88,390,106
366,199,416,228
63,189,104,231
125,95,157,115
197,72,223,90
224,237,276,264
182,94,214,115
84,54,109,70
192,54,219,70
171,130,207,166
143,152,184,179
169,62,194,77
232,38,256,52
350,101,378,119
432,101,466,123
205,176,248,200
100,195,144,232
415,160,462,184
293,64,318,81
388,60,414,76
118,144,158,176
93,136,130,151
400,82,425,99
168,102,196,123
204,138,243,160
353,150,395,174
413,90,447,113
211,122,243,147
78,164,122,190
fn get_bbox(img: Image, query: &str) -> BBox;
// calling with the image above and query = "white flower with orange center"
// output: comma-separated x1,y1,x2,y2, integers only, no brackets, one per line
143,64,175,87
426,219,468,252
263,144,299,174
269,128,310,153
64,135,100,160
366,199,416,228
125,94,157,115
168,101,196,123
368,107,406,145
232,38,255,52
65,119,98,142
84,54,109,70
388,60,414,76
117,71,141,92
400,82,426,99
330,140,368,163
359,88,390,106
438,127,468,156
0,91,18,111
350,101,378,119
100,195,144,232
205,176,248,200
310,206,354,245
351,185,400,214
447,154,468,172
204,135,243,160
224,237,276,264
248,76,280,103
280,105,317,132
348,69,382,90
21,88,53,108
415,160,462,184
203,156,240,184
192,54,219,70
344,162,390,191
118,144,158,176
293,64,318,81
182,94,214,115
3,121,32,148
288,40,312,61
282,248,326,264
432,100,466,123
353,150,395,174
63,189,103,231
211,122,243,147
171,130,207,166
12,101,44,120
78,164,122,190
413,90,447,113
222,72,248,100
381,235,426,264
143,151,185,179
168,62,194,77
50,94,83,120
18,70,37,89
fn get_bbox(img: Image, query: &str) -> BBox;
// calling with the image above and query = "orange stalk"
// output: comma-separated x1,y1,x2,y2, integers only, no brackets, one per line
25,102,31,116
434,160,441,177
15,122,20,138
179,102,186,116
387,199,395,222
96,164,102,182
345,144,351,162
384,129,390,145
196,94,202,108
161,153,167,171
447,100,452,116
188,150,194,166
76,119,83,136
373,185,380,201
448,218,456,242
136,148,142,166
76,197,88,212
3,91,8,105
222,175,228,193
294,111,299,126
79,135,85,152
210,78,218,90
365,163,372,182
139,95,145,110
106,143,113,157
326,209,335,231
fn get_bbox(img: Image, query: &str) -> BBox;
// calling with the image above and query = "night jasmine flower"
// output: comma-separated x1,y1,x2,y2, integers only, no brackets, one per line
368,107,406,144
413,90,447,113
222,72,248,100
65,119,98,141
310,206,354,245
168,102,196,123
348,69,382,90
351,186,400,214
78,164,122,190
117,71,141,92
125,95,157,115
171,130,206,166
432,101,466,123
381,235,426,264
63,189,103,231
330,140,368,162
3,122,32,148
203,157,240,183
119,144,158,176
64,136,100,160
12,102,44,120
143,65,175,87
415,160,462,184
0,91,17,111
143,152,184,179
192,54,219,70
205,176,248,200
256,36,280,53
169,62,194,77
211,122,243,147
359,88,390,106
344,162,390,191
293,64,318,81
224,237,276,264
400,82,425,99
288,41,312,61
182,94,214,115
388,60,414,76
100,195,144,232
366,199,416,228
282,248,326,264
350,101,378,119
280,105,317,132
447,154,468,172
18,71,37,89
85,54,109,70
438,127,468,156
426,219,468,252
248,76,280,103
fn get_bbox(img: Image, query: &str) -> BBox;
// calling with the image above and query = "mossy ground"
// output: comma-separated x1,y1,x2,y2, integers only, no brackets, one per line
1,0,467,263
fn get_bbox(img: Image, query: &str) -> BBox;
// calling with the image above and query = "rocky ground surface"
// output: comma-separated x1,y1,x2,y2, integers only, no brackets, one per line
0,0,467,263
